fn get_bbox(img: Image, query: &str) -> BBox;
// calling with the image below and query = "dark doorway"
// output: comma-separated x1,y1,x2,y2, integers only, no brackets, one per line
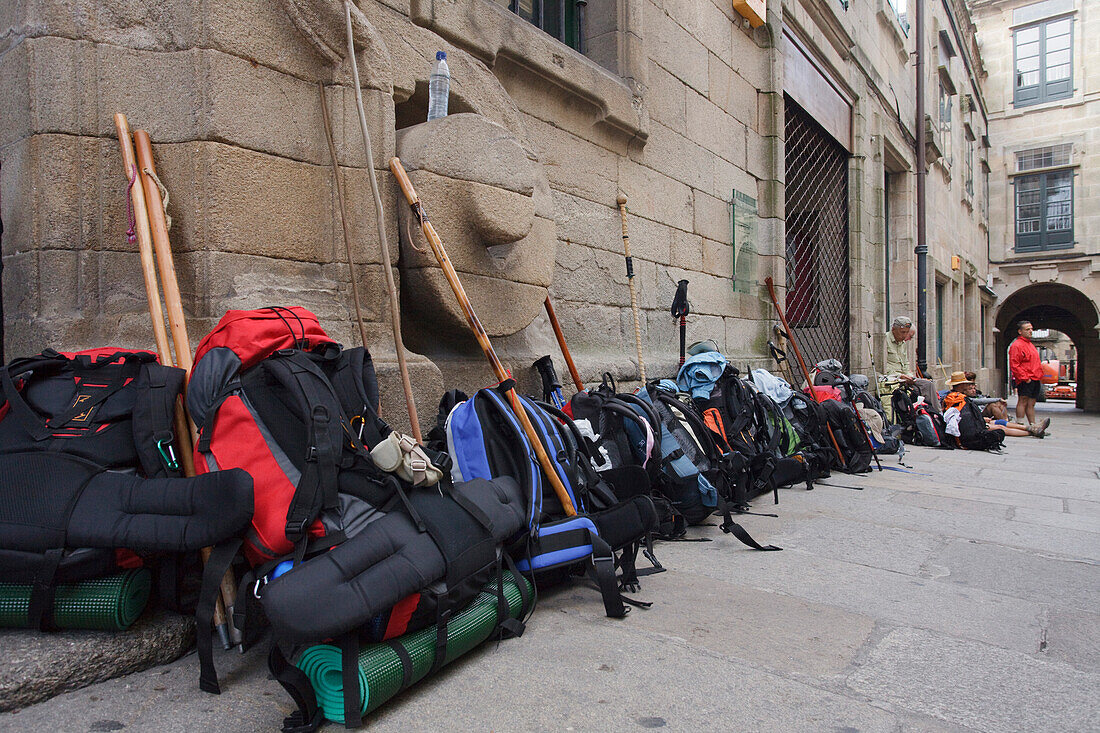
996,283,1098,411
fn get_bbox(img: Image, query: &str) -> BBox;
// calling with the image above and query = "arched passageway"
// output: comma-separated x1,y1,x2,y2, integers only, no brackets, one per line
995,283,1100,411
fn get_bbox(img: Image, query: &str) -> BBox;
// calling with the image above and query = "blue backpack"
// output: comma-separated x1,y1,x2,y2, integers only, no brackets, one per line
443,383,657,617
631,381,720,524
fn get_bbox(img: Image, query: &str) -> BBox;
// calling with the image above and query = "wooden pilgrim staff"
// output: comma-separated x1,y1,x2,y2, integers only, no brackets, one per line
115,114,237,649
390,157,578,517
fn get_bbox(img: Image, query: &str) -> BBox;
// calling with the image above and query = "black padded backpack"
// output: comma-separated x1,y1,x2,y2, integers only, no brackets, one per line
0,348,254,631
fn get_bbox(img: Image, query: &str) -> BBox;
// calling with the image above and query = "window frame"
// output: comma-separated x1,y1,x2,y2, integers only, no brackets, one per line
935,280,945,364
504,0,580,51
980,302,988,367
1013,15,1074,108
1013,169,1074,253
938,81,953,165
965,139,974,197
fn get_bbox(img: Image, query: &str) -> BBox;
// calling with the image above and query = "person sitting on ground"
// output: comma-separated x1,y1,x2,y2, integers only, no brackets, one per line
945,372,1046,445
963,370,1010,421
883,316,941,414
966,372,1049,437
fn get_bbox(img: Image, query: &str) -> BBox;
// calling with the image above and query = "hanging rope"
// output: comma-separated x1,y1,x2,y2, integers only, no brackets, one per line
143,167,172,230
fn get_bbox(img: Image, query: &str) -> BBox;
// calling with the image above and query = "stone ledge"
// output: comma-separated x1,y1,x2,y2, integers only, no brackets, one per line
409,0,647,142
0,611,196,713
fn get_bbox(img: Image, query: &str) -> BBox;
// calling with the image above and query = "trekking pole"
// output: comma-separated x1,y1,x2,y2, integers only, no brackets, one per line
617,194,645,382
543,297,584,392
132,127,243,649
342,0,422,443
764,277,847,469
771,323,800,387
390,157,578,517
115,115,234,651
671,279,689,367
533,355,566,409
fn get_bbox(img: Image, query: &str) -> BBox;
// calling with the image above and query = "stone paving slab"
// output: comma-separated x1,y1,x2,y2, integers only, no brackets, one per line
928,538,1100,611
667,535,1049,655
3,404,1097,732
783,483,1100,562
846,626,1100,732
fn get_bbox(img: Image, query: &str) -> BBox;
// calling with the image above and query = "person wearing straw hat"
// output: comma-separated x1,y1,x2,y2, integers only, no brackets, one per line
946,371,1046,441
883,316,941,415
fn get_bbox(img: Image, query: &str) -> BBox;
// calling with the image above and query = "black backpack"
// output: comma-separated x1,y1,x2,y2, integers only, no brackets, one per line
784,390,837,476
639,381,780,551
188,308,533,724
820,399,872,472
892,385,950,448
957,400,1005,451
441,384,658,617
0,348,254,630
691,366,778,508
748,385,829,491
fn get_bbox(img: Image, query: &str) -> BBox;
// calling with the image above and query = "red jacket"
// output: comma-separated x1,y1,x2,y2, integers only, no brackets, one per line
1008,337,1043,383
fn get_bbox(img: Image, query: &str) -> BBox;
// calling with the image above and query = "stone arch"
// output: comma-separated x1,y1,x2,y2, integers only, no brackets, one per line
995,283,1100,411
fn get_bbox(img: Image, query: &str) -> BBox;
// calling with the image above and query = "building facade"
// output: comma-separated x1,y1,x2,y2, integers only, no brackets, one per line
970,0,1099,410
0,0,994,433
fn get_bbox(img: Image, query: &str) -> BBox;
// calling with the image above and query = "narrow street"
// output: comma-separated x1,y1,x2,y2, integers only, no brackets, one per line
5,401,1096,732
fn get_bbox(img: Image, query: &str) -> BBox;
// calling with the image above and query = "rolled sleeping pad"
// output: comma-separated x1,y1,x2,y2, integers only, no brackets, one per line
261,477,527,644
0,568,151,631
295,572,533,724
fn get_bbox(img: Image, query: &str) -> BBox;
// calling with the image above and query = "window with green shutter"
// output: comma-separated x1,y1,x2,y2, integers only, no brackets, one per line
1014,170,1073,252
1013,16,1073,107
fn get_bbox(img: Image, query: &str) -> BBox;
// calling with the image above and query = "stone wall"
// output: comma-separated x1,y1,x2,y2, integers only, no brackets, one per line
1,0,998,431
780,0,993,394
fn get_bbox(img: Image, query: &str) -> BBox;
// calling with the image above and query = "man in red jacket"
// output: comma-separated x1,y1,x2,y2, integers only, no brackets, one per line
1008,320,1046,429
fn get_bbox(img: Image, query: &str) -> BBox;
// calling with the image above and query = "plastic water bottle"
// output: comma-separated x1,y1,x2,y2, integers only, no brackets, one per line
427,51,450,121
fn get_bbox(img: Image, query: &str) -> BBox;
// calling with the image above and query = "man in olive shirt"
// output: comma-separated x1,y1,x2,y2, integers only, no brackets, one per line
883,316,941,414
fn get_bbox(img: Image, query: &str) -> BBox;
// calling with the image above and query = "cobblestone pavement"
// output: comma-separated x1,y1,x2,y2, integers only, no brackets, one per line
3,402,1097,732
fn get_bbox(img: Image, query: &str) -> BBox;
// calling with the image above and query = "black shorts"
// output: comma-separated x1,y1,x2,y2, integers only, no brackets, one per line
1016,380,1042,399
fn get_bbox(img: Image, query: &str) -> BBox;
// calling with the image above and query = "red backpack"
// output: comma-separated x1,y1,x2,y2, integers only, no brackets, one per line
188,307,394,567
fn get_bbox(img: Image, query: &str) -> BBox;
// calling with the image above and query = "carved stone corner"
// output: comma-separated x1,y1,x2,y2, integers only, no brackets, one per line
395,113,557,337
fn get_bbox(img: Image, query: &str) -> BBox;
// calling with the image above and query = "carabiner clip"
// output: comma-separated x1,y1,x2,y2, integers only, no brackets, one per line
156,438,180,472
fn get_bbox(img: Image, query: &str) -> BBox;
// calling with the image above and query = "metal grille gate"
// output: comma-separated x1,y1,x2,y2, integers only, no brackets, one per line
783,95,850,370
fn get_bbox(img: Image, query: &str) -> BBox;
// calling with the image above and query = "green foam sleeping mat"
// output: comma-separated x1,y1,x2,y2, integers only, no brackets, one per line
0,567,151,631
296,572,533,724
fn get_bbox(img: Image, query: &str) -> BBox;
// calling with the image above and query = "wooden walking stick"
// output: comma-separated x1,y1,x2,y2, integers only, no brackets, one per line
133,128,244,647
617,195,645,382
115,115,234,650
764,277,847,469
390,157,578,517
543,296,584,392
343,0,422,443
115,115,171,363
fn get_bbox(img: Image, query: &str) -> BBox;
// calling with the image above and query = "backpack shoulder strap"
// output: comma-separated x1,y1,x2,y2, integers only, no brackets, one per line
260,351,347,556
